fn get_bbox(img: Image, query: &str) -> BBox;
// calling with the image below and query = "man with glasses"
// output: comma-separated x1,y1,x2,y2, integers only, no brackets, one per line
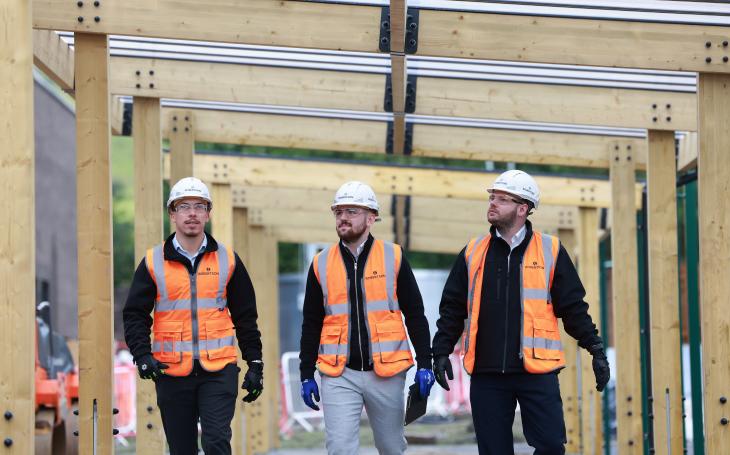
299,181,435,454
123,177,264,455
431,170,610,455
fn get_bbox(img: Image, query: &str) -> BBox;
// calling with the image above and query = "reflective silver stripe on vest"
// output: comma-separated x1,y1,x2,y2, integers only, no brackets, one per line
318,343,347,356
464,236,487,355
522,288,550,301
383,242,397,311
155,298,225,313
365,300,392,312
324,303,349,316
152,336,236,353
541,234,554,303
524,336,563,352
152,245,168,302
371,339,410,354
216,243,230,308
318,246,331,307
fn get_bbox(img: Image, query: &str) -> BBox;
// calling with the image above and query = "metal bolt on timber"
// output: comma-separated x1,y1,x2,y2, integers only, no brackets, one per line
2,412,11,420
721,396,727,404
3,439,11,447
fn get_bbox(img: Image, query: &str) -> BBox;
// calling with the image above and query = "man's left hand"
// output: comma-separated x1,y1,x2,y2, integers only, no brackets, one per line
242,361,264,402
414,368,436,399
589,344,610,392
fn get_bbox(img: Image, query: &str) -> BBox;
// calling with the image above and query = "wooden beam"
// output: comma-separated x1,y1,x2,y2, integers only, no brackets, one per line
697,73,730,455
1,1,35,452
156,107,649,169
32,0,730,73
646,130,683,455
183,153,639,209
232,207,249,455
131,96,165,455
111,58,384,113
32,29,74,91
609,144,643,454
578,207,603,455
110,57,696,132
74,33,113,455
417,10,730,73
413,125,648,170
168,110,194,185
416,78,696,131
557,229,581,454
110,96,124,136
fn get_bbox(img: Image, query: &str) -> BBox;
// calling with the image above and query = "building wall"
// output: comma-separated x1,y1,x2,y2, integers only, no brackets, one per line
34,75,78,339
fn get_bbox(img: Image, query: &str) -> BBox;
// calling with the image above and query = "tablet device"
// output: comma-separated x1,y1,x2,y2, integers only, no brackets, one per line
404,382,427,426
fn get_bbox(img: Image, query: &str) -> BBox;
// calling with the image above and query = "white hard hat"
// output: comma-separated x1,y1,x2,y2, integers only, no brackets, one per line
487,170,540,209
167,177,212,209
331,181,380,214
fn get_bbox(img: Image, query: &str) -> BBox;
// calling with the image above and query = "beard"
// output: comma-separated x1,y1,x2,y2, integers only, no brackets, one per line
337,221,367,243
488,207,519,232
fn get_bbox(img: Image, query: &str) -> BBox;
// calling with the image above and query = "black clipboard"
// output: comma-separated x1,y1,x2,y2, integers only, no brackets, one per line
404,382,427,426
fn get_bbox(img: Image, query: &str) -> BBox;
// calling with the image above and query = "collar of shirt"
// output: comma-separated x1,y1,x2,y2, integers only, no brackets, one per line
341,238,368,259
172,234,207,266
495,224,527,251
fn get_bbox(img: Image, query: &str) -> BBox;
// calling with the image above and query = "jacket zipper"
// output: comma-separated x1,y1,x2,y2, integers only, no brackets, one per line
353,257,365,371
190,272,200,361
501,264,509,373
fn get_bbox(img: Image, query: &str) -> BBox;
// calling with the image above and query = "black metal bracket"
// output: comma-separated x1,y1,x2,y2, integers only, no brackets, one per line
122,102,133,136
390,194,412,251
385,121,413,155
384,74,417,113
379,7,419,54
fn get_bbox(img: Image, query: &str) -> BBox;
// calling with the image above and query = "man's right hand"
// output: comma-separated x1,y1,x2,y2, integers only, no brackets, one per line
433,355,454,391
301,378,321,411
135,354,169,381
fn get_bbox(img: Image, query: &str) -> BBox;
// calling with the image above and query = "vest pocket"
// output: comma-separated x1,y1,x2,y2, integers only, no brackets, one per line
153,321,184,364
318,325,343,366
532,318,561,360
204,318,236,360
375,320,411,363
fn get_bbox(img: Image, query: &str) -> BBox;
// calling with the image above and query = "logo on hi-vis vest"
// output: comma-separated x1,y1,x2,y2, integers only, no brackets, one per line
365,270,385,280
525,261,544,270
198,266,219,276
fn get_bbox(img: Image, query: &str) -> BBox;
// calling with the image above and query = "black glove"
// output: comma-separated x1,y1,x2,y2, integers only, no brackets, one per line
242,361,264,403
433,355,454,391
589,343,610,392
135,354,169,381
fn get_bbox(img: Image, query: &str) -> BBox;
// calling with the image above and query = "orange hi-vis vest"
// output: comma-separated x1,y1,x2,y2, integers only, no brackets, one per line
313,240,414,378
146,243,237,376
462,231,563,374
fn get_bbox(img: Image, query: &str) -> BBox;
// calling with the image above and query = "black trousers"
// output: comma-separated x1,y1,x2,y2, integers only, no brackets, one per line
470,372,566,455
155,362,239,455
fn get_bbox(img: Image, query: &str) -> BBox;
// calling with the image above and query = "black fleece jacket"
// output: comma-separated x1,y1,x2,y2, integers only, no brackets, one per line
123,232,262,363
299,235,432,381
432,221,601,374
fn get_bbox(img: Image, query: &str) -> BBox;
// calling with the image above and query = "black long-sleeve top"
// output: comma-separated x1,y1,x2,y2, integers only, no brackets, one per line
299,234,432,381
123,232,262,363
432,221,601,374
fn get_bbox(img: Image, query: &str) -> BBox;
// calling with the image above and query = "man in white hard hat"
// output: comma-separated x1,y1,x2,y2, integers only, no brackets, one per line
431,170,610,455
298,181,435,454
123,177,264,455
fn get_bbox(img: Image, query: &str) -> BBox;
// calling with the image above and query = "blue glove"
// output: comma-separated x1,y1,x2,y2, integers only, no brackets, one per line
301,378,320,411
414,368,435,399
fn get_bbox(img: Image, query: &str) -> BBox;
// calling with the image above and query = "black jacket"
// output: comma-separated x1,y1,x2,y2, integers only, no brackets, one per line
432,221,601,374
299,235,432,381
123,232,262,363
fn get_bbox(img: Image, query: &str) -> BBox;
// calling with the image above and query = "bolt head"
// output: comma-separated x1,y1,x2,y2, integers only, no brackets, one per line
77,1,83,7
147,423,154,429
3,438,11,447
707,57,713,63
3,411,11,420
706,41,712,48
94,16,100,22
77,16,84,22
94,0,100,6
721,417,729,425
720,396,727,404
147,406,154,412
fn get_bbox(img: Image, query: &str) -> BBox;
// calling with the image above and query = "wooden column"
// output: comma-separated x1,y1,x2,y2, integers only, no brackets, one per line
0,1,35,452
75,33,114,455
558,228,580,454
209,183,244,453
132,96,165,455
246,226,280,454
168,110,194,184
646,130,683,455
609,144,643,453
698,73,730,455
232,207,250,454
578,207,603,455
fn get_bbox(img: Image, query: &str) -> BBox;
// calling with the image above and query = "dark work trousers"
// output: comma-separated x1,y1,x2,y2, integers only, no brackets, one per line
155,362,239,455
470,373,566,455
